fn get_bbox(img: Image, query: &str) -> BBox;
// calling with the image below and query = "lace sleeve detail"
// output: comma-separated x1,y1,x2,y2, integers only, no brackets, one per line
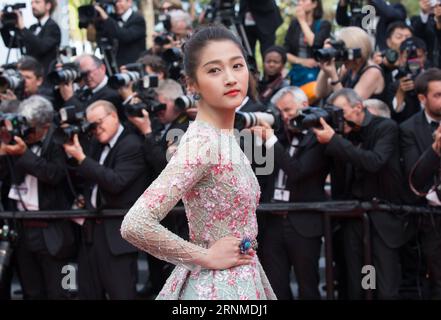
121,129,214,270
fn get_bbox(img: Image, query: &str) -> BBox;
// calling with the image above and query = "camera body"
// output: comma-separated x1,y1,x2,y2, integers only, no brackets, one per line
382,48,399,65
205,0,237,25
396,40,423,81
0,64,24,96
48,62,85,85
0,3,26,29
0,112,31,144
162,48,184,81
289,105,345,134
314,40,362,63
78,0,116,29
53,106,93,144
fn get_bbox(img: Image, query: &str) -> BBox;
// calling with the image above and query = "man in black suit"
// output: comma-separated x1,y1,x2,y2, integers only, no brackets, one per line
63,99,148,299
58,54,122,115
253,86,329,299
0,0,61,75
239,0,283,57
336,0,407,51
401,68,441,299
0,95,75,299
314,88,407,299
95,0,146,67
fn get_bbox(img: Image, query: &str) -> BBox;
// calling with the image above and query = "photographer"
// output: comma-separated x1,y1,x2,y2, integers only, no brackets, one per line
336,0,407,51
251,86,329,299
62,100,148,299
389,37,428,123
58,54,121,114
1,56,53,107
95,0,147,67
284,0,331,87
0,0,61,75
401,68,441,299
315,27,386,102
314,88,406,299
0,95,75,299
411,0,441,68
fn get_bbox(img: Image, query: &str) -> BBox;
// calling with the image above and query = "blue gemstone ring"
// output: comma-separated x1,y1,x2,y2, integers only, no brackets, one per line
239,237,258,254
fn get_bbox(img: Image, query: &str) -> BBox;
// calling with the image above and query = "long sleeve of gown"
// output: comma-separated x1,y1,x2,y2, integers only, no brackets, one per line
121,130,214,270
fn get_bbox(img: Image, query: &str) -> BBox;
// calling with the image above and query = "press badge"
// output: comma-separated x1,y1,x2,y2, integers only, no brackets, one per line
274,188,290,202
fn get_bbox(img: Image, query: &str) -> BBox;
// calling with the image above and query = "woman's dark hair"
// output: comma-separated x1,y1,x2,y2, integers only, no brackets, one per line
183,24,246,81
415,68,441,96
312,0,323,20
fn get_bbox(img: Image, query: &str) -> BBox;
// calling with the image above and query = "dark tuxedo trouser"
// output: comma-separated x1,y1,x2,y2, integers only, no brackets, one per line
343,219,401,300
15,227,71,299
261,214,322,300
420,217,441,299
244,25,276,58
78,221,137,299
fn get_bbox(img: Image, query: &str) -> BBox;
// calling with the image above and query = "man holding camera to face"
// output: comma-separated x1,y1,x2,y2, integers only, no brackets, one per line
0,0,61,75
313,88,407,299
94,0,146,67
251,86,329,300
0,95,76,299
62,99,148,299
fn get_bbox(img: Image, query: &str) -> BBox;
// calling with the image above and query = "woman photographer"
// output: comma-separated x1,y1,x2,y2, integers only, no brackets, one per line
315,27,386,101
285,0,331,87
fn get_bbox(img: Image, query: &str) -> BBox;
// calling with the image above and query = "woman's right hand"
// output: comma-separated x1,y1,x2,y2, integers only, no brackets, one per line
200,236,255,270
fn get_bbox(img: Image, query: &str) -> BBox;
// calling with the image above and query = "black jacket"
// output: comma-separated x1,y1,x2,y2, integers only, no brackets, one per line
75,127,149,255
239,0,282,36
262,130,329,238
411,14,441,68
336,0,406,51
0,126,76,258
400,110,440,198
97,11,146,67
326,111,407,248
1,18,61,74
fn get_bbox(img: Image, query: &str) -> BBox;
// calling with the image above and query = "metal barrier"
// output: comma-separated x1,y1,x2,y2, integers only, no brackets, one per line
1,200,440,300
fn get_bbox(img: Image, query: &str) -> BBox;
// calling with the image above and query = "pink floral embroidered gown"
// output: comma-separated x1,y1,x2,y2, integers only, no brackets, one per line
121,120,276,300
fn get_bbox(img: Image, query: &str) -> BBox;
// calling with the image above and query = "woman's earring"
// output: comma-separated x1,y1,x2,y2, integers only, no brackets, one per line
193,93,201,101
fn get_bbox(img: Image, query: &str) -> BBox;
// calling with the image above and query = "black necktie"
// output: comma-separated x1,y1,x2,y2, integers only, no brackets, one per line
430,121,439,133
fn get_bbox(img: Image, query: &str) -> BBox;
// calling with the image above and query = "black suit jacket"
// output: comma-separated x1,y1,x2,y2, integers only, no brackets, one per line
263,130,329,238
97,12,146,66
411,14,441,68
76,127,149,255
336,0,406,51
1,18,61,74
400,110,440,198
0,126,76,258
326,111,406,248
239,0,282,36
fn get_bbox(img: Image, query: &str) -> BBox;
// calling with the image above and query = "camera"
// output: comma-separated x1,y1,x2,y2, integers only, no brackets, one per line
289,105,345,134
78,0,116,29
109,63,159,89
175,95,196,110
162,48,184,81
125,101,166,118
0,3,26,29
0,64,24,95
313,40,362,62
47,62,85,85
0,112,31,144
234,107,281,131
204,0,237,25
53,106,93,144
396,39,423,81
381,48,399,65
154,32,176,47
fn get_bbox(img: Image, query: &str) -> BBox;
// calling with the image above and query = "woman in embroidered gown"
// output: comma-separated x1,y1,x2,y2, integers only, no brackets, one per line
121,25,276,300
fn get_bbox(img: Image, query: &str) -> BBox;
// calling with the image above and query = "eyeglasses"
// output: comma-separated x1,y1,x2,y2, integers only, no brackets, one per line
89,113,111,131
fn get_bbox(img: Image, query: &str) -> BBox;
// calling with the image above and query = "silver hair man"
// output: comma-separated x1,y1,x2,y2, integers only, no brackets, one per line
18,95,54,128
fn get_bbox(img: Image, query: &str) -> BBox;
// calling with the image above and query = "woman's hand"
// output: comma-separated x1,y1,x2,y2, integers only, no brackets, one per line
198,236,255,270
